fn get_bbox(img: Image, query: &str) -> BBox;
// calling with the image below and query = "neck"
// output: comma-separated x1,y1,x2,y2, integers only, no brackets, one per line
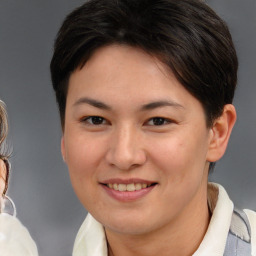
106,183,210,256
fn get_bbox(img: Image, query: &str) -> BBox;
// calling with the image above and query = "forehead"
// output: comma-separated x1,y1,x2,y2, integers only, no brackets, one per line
81,45,171,81
68,45,182,97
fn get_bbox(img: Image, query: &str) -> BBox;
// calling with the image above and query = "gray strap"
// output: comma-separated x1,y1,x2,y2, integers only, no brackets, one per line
223,208,252,256
224,232,251,256
230,208,251,242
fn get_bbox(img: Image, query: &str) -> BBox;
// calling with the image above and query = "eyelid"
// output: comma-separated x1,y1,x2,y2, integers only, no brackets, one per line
80,116,109,125
145,117,174,126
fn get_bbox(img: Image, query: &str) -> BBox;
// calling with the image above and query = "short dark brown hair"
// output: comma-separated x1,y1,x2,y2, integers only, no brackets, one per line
50,0,238,128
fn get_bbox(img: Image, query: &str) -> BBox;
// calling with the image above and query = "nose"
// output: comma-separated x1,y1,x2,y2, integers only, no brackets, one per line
105,125,146,170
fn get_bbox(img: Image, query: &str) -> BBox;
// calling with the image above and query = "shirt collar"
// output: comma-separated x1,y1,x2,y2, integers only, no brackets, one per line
193,183,234,256
73,212,108,256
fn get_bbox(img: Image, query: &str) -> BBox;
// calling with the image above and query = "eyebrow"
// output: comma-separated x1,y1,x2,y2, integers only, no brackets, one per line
140,100,184,111
73,97,112,110
73,97,184,111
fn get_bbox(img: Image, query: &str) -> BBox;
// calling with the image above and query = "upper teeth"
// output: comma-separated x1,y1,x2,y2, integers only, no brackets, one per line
107,183,149,192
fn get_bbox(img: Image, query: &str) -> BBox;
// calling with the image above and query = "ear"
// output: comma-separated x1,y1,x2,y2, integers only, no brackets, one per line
207,104,237,162
61,137,66,162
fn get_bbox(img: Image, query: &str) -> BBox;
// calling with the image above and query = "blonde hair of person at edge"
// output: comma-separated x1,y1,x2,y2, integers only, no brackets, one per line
0,100,38,256
50,0,256,255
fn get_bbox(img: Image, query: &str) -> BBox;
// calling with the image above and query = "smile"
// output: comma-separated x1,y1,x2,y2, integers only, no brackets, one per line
100,180,157,202
107,183,152,192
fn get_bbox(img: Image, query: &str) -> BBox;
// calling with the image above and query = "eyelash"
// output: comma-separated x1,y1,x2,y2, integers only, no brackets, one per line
80,116,173,126
146,117,172,126
81,116,108,125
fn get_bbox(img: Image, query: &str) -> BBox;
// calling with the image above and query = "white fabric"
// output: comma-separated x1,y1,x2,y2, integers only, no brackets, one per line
73,213,108,256
244,209,256,256
0,214,38,256
192,183,234,256
72,183,237,256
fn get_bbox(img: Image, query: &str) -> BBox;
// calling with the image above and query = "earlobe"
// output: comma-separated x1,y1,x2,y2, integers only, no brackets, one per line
61,137,66,162
207,104,237,162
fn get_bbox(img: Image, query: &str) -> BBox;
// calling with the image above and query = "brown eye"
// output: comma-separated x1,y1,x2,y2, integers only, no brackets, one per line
152,118,165,125
147,117,170,126
84,116,106,125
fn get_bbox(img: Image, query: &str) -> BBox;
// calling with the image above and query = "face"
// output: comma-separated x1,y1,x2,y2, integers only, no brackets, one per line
62,45,214,235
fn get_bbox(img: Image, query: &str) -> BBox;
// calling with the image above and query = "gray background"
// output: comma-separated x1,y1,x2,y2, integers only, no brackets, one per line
0,1,255,255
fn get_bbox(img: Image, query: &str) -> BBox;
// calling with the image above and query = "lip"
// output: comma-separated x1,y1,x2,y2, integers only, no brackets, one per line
99,178,157,202
100,178,156,185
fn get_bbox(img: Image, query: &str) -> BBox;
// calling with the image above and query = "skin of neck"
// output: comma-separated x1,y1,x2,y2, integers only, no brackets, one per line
106,170,210,256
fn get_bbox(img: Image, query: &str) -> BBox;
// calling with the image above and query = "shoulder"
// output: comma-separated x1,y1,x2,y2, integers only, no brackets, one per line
224,208,256,256
244,209,256,256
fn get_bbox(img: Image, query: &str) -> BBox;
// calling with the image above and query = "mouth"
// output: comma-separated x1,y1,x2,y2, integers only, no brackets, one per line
103,182,157,192
101,182,157,202
100,179,158,201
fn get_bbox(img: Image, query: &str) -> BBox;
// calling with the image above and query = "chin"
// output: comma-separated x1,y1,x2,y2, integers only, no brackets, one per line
98,211,162,236
105,221,154,236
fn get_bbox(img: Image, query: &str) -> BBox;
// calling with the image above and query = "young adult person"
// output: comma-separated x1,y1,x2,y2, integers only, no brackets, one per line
50,0,256,255
0,100,39,256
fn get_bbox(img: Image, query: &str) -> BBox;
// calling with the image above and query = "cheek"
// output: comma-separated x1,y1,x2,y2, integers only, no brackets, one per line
65,134,100,169
64,136,102,192
65,142,100,210
147,134,209,215
149,131,209,182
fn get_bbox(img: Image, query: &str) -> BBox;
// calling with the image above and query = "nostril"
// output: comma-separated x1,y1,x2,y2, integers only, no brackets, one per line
105,148,147,171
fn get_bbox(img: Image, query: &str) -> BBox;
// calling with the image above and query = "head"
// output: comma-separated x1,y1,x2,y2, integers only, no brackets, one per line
50,0,237,239
0,101,9,196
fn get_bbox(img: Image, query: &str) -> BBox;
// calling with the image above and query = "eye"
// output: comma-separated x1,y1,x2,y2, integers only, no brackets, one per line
146,117,171,126
82,116,107,125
